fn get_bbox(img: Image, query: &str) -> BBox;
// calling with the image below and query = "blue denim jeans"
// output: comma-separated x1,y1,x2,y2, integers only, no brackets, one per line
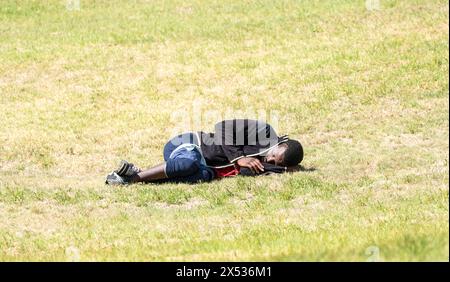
162,132,215,183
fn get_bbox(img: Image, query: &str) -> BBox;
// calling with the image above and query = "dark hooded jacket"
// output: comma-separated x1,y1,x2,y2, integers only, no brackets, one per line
196,119,288,168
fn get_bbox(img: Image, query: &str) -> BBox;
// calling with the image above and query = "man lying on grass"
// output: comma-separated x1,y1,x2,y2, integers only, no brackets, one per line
106,119,303,185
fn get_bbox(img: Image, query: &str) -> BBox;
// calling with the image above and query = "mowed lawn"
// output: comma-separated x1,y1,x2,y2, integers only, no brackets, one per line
0,0,448,261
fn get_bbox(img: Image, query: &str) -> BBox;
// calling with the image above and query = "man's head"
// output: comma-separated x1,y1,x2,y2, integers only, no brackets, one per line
264,139,303,167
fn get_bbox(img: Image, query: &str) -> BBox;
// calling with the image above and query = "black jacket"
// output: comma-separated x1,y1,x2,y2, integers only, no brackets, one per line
197,119,288,168
240,163,287,176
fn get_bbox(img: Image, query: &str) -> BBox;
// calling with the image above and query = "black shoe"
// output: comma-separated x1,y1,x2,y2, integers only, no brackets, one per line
115,160,141,177
105,171,133,185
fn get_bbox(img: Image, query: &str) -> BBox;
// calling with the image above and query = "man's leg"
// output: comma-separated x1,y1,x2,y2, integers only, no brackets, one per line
130,157,201,183
131,158,214,184
108,132,212,185
131,163,167,183
166,164,215,183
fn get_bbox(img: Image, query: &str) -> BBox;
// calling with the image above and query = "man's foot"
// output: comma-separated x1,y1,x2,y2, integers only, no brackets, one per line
105,171,133,185
115,160,141,177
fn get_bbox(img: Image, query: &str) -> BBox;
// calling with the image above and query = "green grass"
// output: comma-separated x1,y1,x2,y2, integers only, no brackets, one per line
0,0,448,261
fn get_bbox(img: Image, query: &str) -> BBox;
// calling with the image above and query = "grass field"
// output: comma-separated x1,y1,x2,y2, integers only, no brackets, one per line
0,0,448,261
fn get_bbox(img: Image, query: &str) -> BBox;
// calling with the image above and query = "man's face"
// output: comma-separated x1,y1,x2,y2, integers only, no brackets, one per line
263,144,287,166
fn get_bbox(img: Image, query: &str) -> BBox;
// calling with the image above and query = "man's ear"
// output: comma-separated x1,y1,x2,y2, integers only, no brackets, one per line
279,143,288,149
279,143,289,164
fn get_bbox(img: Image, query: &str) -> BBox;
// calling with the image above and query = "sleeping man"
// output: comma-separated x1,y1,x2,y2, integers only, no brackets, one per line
105,119,303,185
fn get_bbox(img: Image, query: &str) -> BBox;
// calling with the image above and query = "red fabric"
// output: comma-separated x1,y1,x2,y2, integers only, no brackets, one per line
214,165,239,178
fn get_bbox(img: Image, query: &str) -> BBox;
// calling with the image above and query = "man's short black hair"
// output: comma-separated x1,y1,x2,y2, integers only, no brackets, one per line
282,139,303,167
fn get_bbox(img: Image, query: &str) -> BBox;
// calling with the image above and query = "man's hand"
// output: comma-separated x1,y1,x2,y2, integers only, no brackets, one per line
237,157,264,174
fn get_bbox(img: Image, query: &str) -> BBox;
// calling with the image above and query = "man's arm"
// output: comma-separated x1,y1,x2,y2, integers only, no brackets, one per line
237,157,265,174
239,162,286,176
